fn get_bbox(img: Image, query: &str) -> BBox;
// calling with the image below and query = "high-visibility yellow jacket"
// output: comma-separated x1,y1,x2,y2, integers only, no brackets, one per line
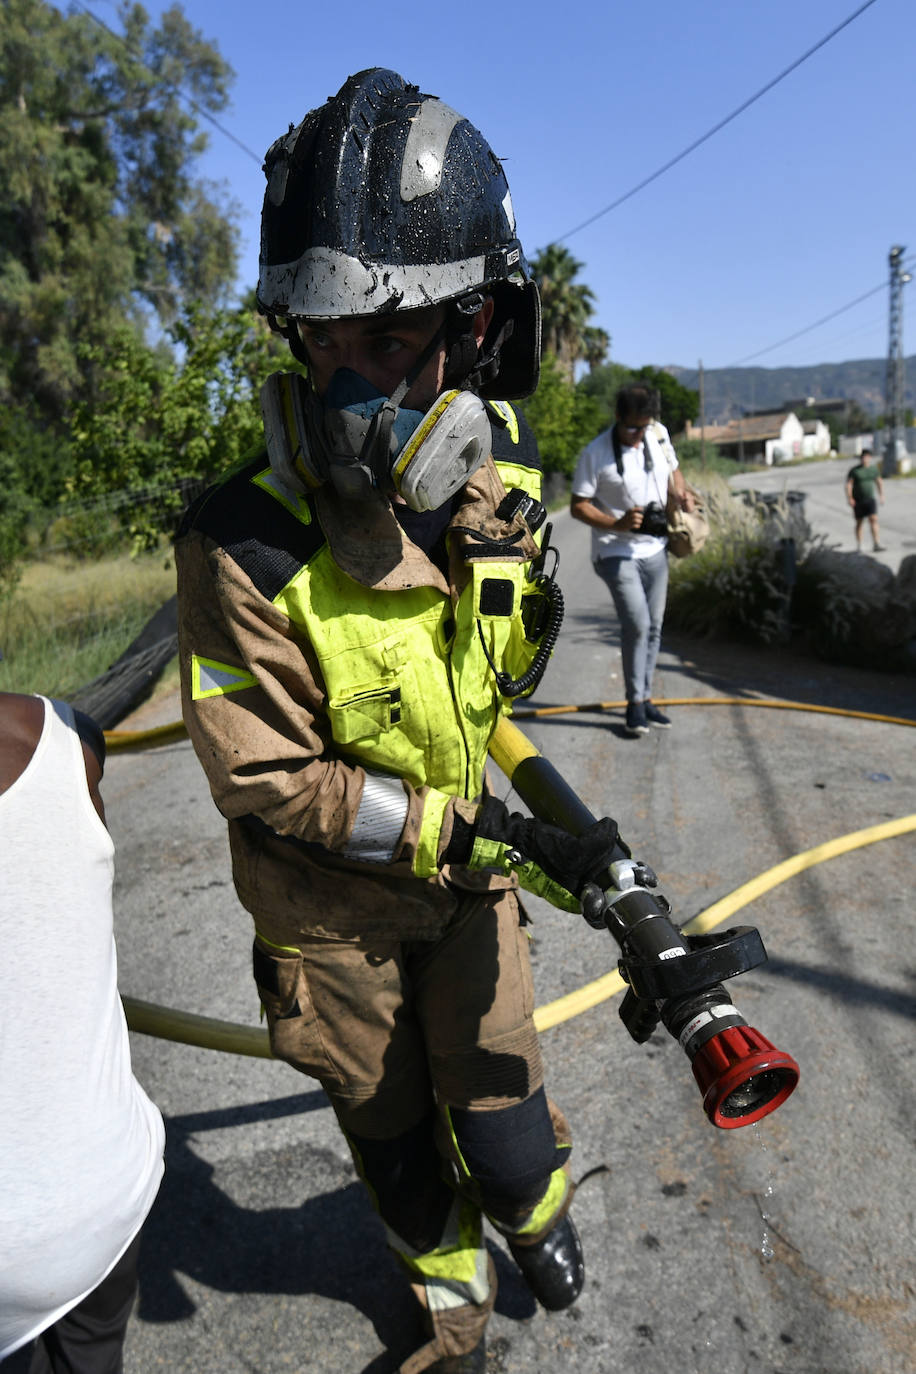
175,411,549,943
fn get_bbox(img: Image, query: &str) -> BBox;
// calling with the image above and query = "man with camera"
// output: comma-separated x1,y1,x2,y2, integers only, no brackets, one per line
570,384,694,737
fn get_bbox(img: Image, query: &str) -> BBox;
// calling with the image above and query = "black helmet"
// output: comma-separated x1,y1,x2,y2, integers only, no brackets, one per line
257,68,540,399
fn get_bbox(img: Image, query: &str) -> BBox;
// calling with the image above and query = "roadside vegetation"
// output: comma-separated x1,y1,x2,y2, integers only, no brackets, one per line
2,2,909,708
665,474,915,670
0,549,176,699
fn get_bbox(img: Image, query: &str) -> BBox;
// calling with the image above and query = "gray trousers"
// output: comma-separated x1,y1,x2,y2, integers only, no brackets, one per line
595,548,669,703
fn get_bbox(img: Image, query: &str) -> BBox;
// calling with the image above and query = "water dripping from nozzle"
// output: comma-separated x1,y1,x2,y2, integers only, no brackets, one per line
752,1123,776,1261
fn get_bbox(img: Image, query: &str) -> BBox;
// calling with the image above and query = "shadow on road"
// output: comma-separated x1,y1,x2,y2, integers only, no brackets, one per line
129,1093,537,1372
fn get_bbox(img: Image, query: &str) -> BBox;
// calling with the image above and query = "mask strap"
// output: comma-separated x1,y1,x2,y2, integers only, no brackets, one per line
359,320,451,475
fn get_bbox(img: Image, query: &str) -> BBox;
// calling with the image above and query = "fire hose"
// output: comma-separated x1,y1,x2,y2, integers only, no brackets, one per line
111,702,915,1126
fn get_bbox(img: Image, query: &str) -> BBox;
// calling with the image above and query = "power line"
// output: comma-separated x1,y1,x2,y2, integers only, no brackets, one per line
554,0,881,243
726,282,888,366
724,253,916,368
72,1,263,166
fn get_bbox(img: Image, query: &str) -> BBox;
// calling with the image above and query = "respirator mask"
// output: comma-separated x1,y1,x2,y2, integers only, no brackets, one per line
260,351,494,513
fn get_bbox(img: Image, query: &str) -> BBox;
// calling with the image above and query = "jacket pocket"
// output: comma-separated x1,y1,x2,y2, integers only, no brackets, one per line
327,683,402,744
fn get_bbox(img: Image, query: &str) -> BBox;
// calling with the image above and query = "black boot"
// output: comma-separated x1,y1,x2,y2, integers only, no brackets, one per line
428,1335,487,1372
508,1213,584,1311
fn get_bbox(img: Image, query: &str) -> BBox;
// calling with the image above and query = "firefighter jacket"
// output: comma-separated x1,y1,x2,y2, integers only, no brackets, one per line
175,409,549,944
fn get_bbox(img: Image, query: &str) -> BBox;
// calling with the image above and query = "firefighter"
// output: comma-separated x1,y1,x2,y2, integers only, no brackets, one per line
175,68,621,1373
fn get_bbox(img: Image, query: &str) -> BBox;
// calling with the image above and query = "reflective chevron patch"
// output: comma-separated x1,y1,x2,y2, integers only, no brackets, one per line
191,655,258,700
251,465,313,522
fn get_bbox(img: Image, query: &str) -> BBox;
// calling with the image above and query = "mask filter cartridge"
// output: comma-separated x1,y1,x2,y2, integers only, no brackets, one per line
261,368,493,511
323,369,492,511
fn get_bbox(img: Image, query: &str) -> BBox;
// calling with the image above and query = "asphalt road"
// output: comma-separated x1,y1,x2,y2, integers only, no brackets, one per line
15,461,913,1374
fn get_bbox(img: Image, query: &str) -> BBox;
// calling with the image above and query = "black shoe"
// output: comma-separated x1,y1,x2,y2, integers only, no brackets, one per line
508,1214,585,1311
873,544,886,552
624,702,649,736
428,1336,487,1372
644,701,671,728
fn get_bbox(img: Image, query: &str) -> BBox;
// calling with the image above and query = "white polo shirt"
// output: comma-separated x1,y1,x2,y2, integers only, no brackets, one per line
572,421,677,561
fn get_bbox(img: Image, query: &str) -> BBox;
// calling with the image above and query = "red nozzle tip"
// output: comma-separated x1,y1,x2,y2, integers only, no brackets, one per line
692,1026,799,1129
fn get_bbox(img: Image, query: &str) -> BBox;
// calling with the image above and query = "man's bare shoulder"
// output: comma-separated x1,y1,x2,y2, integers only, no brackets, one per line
0,691,44,744
0,692,44,793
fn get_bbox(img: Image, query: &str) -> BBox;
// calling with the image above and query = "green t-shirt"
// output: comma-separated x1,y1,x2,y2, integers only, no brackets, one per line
847,463,881,503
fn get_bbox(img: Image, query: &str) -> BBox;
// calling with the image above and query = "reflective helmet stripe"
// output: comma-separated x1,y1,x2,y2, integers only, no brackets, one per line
400,99,462,202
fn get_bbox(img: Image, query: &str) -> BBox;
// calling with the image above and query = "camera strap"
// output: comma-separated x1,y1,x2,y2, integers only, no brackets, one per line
611,425,652,478
611,425,666,510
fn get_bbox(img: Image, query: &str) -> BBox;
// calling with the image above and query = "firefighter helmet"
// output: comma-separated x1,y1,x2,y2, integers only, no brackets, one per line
257,68,540,399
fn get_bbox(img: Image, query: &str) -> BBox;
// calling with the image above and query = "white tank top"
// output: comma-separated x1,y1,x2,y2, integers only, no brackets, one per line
0,697,165,1359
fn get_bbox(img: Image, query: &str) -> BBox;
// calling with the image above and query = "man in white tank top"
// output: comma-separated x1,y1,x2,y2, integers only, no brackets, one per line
0,693,165,1372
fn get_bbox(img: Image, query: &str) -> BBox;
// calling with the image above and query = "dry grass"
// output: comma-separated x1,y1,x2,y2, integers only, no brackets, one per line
0,549,177,698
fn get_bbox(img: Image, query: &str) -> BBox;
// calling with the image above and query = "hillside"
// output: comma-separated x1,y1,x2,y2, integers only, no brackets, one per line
666,356,916,423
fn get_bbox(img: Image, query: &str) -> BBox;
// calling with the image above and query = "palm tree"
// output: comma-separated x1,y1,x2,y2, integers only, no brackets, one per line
530,243,598,381
581,325,610,372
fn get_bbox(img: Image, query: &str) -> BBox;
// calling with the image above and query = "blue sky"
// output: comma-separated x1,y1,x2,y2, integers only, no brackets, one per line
117,0,912,372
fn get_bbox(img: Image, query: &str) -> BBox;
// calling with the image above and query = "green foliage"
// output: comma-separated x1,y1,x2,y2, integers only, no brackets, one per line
674,437,744,479
629,365,699,435
530,244,602,380
520,353,605,477
0,0,238,426
576,361,632,428
68,301,291,550
579,362,699,436
580,325,610,371
665,480,913,668
665,476,817,644
0,405,75,589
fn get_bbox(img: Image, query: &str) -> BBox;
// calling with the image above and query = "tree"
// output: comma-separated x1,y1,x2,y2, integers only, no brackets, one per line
529,243,598,381
68,298,291,548
579,362,699,437
843,400,873,435
0,0,239,428
577,361,634,428
629,366,699,436
519,353,604,478
581,325,610,372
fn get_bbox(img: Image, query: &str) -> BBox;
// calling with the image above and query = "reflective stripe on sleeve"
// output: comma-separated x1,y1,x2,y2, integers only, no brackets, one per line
344,771,410,863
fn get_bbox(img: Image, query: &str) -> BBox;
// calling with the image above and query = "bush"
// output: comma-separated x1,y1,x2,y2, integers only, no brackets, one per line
675,438,746,480
666,476,821,644
793,549,916,669
666,476,916,669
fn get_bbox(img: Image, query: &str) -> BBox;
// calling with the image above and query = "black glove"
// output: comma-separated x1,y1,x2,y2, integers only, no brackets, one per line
443,796,623,912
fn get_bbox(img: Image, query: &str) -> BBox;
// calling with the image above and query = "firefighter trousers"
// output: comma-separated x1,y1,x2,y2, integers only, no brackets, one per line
252,885,574,1370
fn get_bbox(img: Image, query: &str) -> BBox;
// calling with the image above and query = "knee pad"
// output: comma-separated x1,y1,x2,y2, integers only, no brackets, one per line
449,1086,567,1209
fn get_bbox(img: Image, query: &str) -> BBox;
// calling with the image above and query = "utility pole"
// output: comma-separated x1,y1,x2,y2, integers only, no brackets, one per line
698,359,706,468
884,245,911,476
738,411,744,465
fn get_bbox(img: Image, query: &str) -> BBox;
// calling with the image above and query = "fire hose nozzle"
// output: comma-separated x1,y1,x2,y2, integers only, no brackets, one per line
691,1025,799,1129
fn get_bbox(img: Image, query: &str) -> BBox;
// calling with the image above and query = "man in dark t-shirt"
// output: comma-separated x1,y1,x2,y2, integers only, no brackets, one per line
845,448,885,551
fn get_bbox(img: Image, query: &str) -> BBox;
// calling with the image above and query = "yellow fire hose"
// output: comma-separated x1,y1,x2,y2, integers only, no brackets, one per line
510,696,915,729
113,706,915,1055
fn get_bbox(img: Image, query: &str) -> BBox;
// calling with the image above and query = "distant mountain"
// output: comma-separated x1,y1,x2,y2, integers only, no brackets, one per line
665,356,916,423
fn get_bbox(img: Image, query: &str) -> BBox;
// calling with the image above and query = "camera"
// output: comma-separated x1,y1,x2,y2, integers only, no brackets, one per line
640,501,668,537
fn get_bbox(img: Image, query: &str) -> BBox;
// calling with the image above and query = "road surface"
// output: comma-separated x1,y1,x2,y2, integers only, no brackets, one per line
12,464,912,1374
